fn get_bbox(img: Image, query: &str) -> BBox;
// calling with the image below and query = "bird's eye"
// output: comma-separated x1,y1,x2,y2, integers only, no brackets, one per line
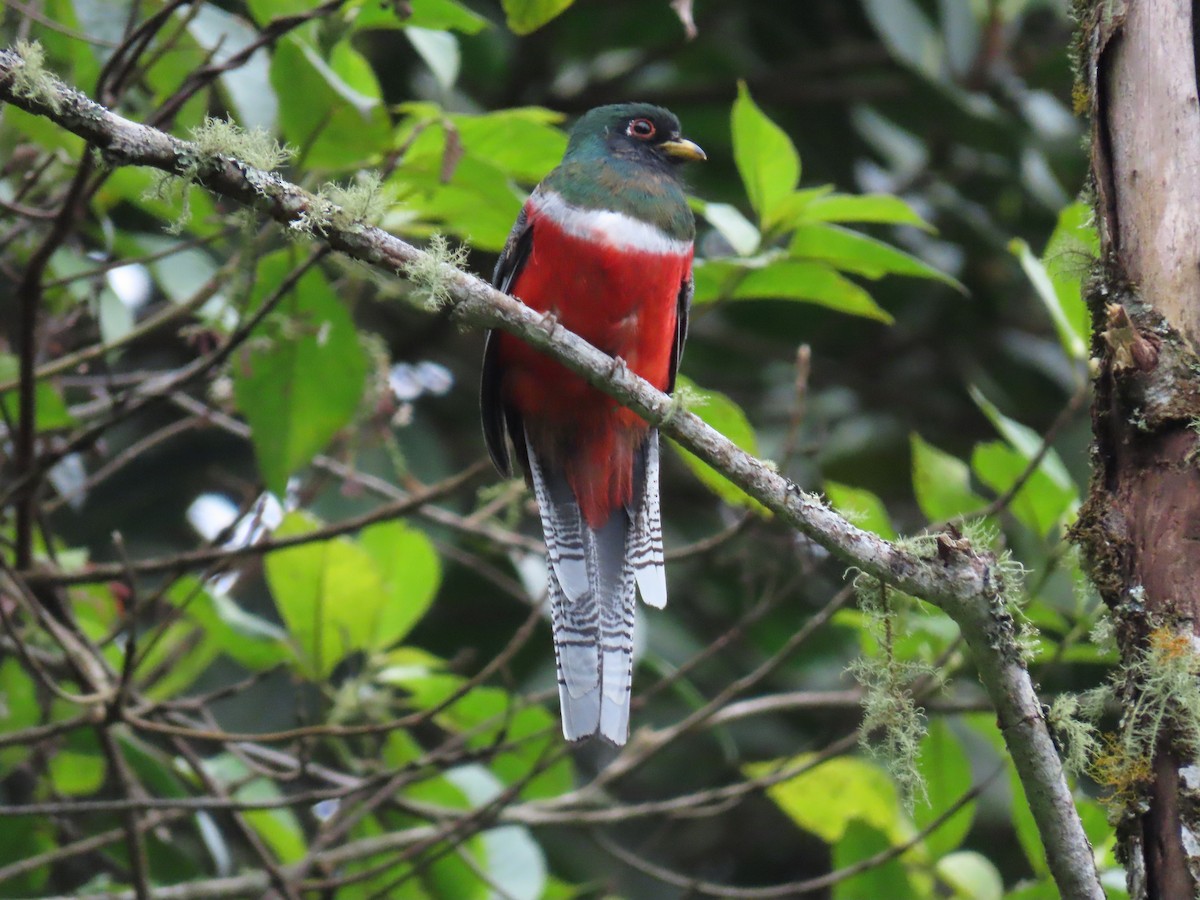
627,118,657,140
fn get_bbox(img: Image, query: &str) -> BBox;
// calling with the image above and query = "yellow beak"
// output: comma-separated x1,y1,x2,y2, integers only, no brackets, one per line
660,138,707,162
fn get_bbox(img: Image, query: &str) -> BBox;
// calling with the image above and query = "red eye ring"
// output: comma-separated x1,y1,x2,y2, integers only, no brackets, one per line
628,118,656,139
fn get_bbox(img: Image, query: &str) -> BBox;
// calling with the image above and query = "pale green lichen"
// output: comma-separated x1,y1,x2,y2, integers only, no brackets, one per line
400,233,469,310
289,173,389,238
144,170,195,235
145,117,292,234
323,172,389,227
11,40,64,114
189,116,293,172
848,578,936,811
1051,623,1200,814
1049,687,1109,780
1106,628,1200,785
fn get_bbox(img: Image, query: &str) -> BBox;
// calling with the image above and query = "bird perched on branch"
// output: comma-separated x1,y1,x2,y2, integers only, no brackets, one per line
481,103,705,745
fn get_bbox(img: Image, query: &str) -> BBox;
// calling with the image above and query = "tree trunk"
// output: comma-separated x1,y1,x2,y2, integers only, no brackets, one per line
1078,0,1200,895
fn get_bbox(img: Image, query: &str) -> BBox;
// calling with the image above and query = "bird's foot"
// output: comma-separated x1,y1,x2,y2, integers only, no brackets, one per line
607,355,630,379
538,310,560,337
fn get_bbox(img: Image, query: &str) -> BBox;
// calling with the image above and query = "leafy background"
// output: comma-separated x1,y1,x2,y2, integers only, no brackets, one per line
0,0,1118,897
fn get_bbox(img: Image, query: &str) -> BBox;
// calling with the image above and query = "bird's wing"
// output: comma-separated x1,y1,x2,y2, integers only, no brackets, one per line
666,270,692,394
480,206,535,476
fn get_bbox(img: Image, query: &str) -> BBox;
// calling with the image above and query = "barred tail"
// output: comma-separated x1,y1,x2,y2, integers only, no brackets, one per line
526,429,666,745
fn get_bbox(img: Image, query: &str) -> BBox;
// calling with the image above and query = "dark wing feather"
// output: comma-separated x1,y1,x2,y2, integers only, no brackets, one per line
666,272,692,394
480,208,535,476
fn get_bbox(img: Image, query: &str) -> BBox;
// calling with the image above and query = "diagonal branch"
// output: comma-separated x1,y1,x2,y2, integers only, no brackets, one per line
0,44,1103,900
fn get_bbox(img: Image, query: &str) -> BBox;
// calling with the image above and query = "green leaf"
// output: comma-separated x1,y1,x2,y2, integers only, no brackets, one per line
166,577,290,671
0,659,40,771
833,821,923,900
264,511,391,678
0,815,53,895
350,0,490,32
501,0,575,34
391,150,525,251
910,433,987,522
451,108,568,182
406,27,460,91
971,441,1076,537
915,720,974,859
861,0,945,82
359,520,442,647
824,481,897,539
205,755,306,864
937,851,1004,900
136,620,221,700
1030,201,1096,362
732,82,801,222
233,252,366,494
732,260,894,323
791,223,964,292
0,354,75,431
444,767,548,899
670,375,766,512
271,37,390,169
803,193,934,230
50,750,106,796
186,4,277,130
246,0,312,21
96,284,134,346
967,387,1078,533
408,0,490,31
49,731,107,796
746,754,904,844
1004,881,1060,900
1010,237,1087,361
701,201,761,256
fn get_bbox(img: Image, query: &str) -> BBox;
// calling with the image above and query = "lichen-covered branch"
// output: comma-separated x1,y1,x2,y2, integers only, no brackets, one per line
0,45,1103,899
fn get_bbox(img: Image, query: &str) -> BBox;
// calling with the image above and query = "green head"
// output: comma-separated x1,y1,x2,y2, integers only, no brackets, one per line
564,103,706,172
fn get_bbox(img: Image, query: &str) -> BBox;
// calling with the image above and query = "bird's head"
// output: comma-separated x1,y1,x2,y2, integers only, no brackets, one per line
566,103,706,172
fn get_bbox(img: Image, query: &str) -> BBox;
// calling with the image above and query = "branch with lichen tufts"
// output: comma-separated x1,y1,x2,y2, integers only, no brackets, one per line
0,43,1104,900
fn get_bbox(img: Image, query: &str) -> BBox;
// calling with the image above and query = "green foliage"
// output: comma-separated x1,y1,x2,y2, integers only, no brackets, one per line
731,82,801,224
910,433,987,521
233,253,367,493
670,374,766,512
834,820,925,899
0,354,74,430
270,36,390,170
825,480,898,539
501,0,575,34
915,720,975,859
747,754,907,844
970,387,1079,536
264,512,440,677
692,91,950,324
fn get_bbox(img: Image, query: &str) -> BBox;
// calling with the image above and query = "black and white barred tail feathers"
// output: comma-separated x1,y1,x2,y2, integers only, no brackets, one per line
527,428,667,744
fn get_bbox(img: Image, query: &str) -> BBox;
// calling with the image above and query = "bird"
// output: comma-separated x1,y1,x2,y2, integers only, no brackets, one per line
480,103,705,745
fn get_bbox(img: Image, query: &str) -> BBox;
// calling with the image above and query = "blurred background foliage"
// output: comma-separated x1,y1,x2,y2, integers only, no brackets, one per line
0,0,1120,897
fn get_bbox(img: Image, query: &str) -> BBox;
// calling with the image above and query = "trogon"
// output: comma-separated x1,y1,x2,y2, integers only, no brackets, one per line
480,103,705,745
